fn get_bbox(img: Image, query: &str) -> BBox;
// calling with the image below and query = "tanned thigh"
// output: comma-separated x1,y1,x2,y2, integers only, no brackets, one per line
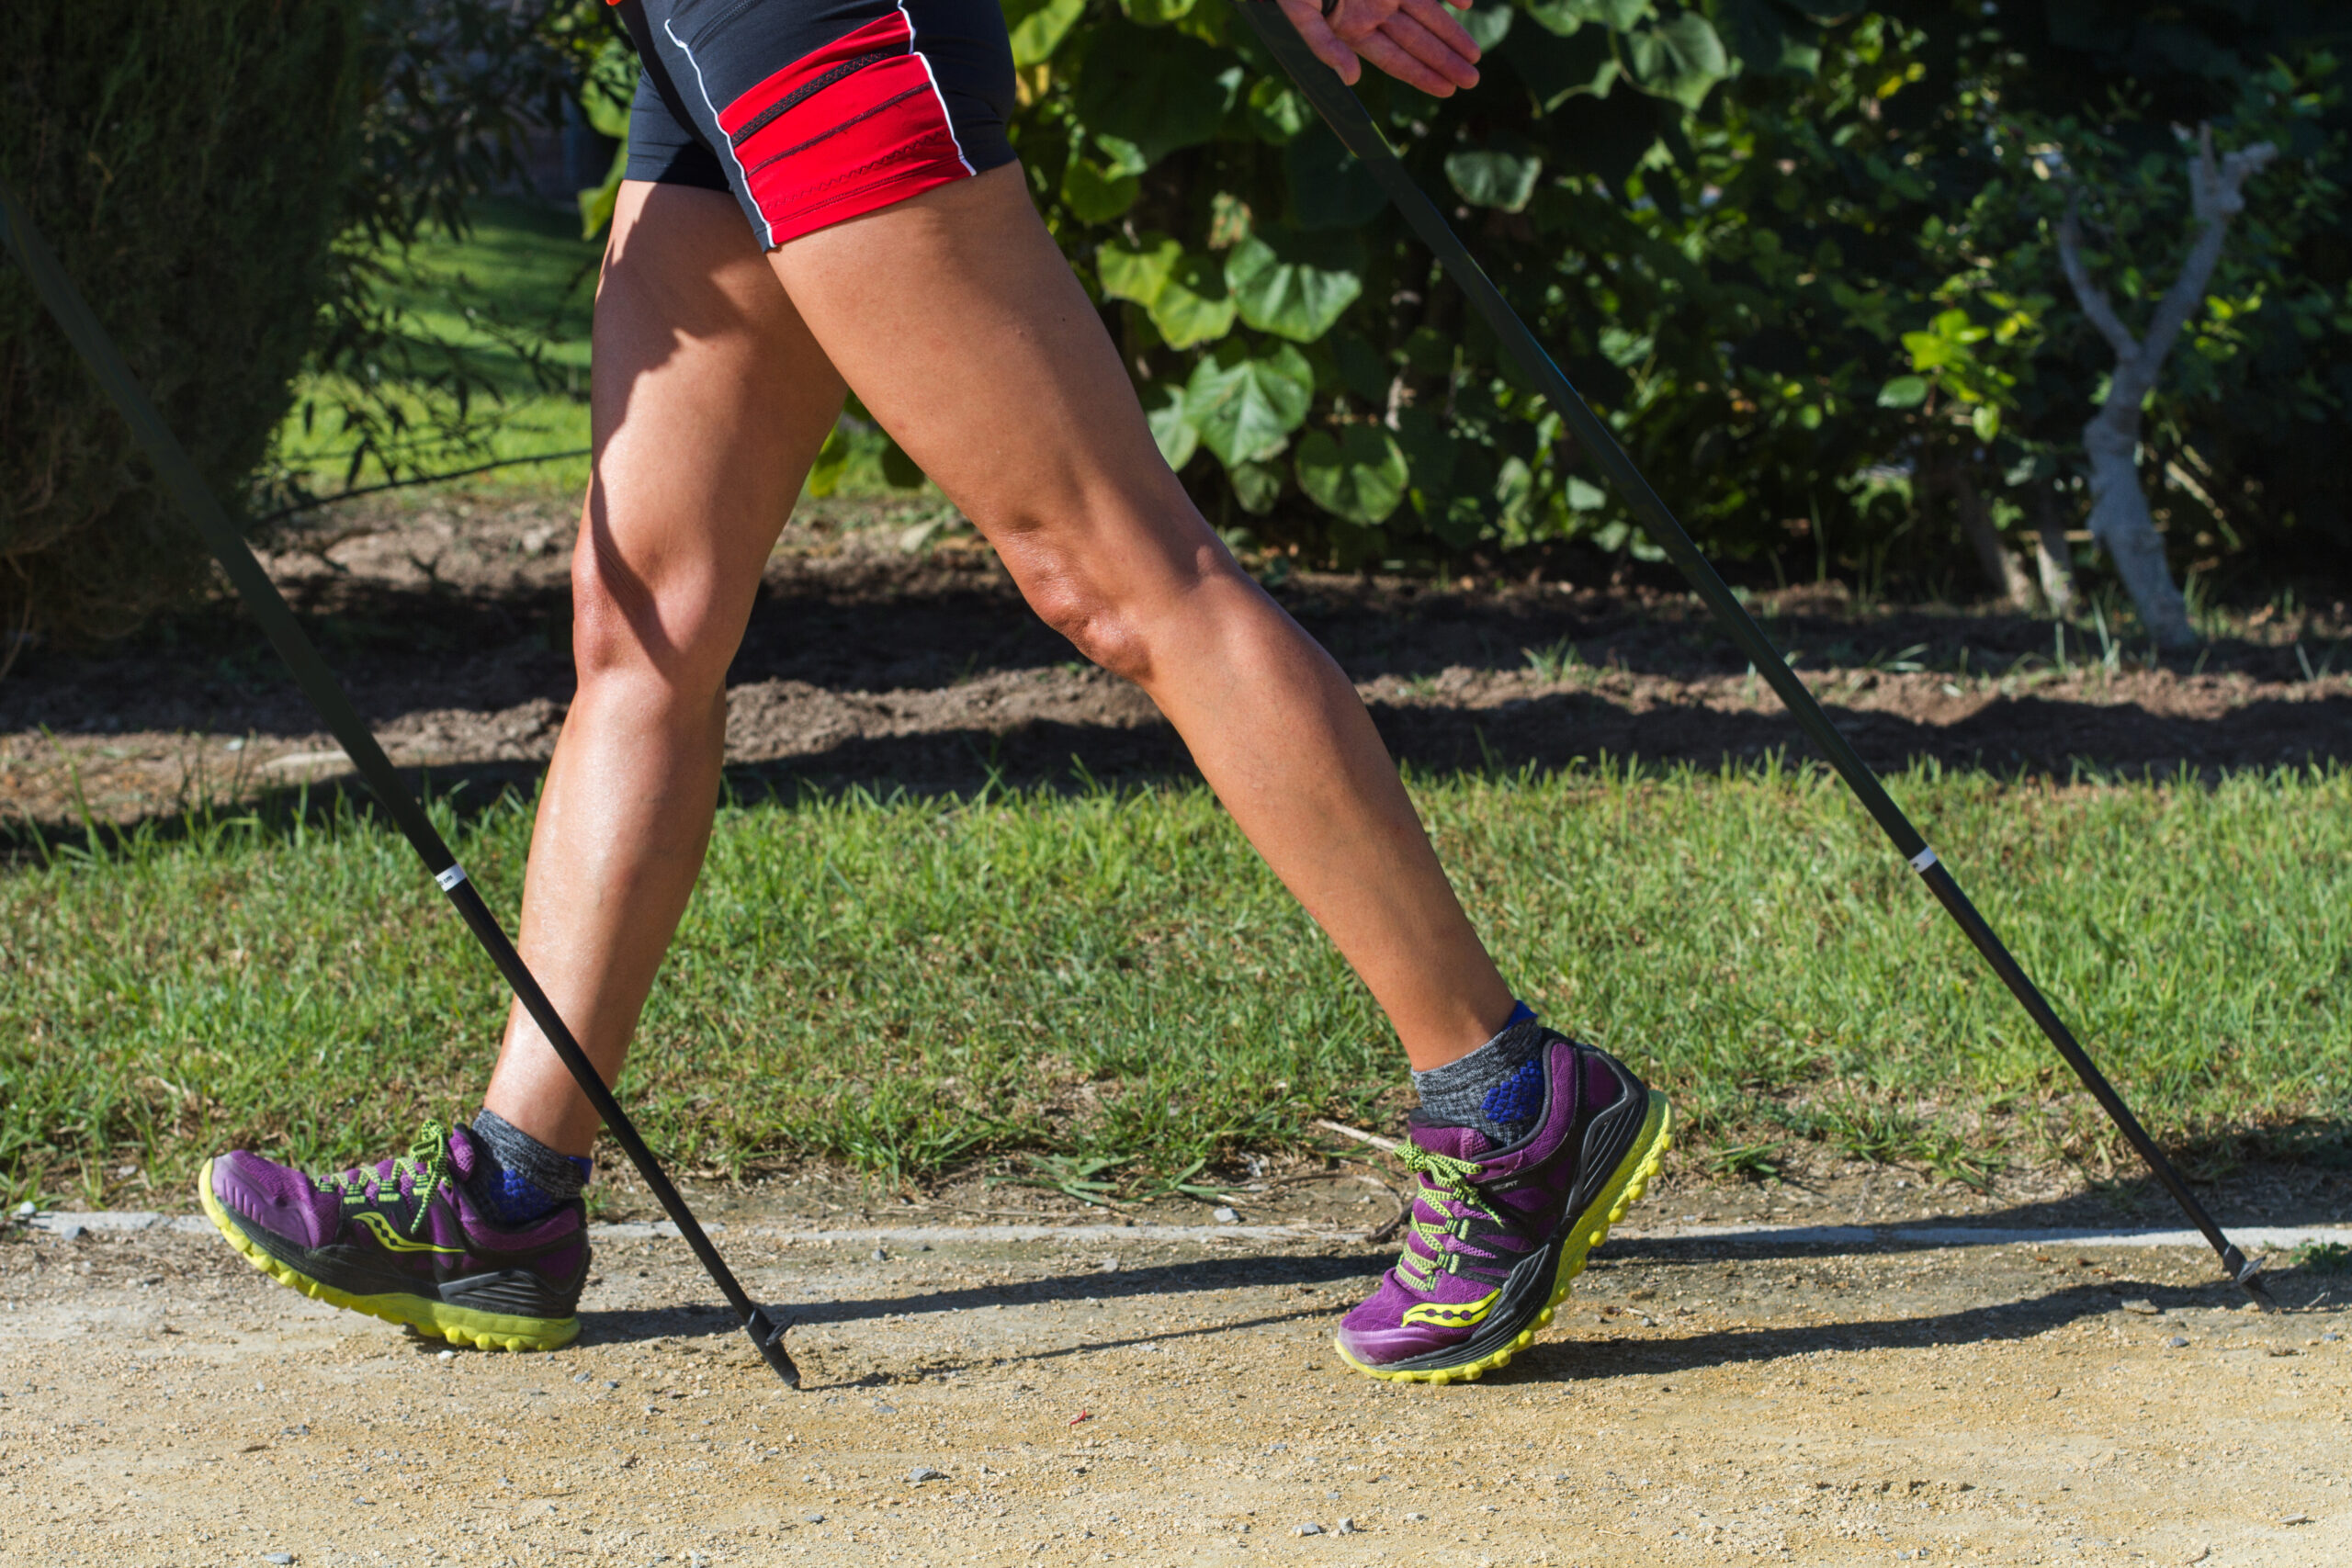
765,164,1216,655
582,178,846,671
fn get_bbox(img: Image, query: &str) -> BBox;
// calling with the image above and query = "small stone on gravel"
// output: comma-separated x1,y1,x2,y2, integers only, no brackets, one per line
804,1512,824,1524
1295,1522,1322,1536
264,1555,294,1565
871,1248,888,1261
1337,1518,1358,1535
2120,1298,2160,1314
2167,1336,2190,1348
436,1350,454,1362
1213,1207,1239,1224
909,1465,945,1483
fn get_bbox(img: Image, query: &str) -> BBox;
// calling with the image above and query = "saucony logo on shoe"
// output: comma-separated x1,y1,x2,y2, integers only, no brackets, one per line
352,1211,464,1255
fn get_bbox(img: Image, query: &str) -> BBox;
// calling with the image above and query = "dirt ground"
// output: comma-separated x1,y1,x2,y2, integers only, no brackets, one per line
5,1176,2348,1568
6,498,2348,1565
3,494,2346,830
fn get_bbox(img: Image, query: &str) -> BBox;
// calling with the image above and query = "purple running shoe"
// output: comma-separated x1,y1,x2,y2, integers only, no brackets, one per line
198,1120,588,1350
1335,1032,1670,1383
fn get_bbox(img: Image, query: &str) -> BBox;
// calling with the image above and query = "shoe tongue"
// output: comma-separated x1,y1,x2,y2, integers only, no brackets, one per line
1406,1119,1490,1161
444,1124,481,1183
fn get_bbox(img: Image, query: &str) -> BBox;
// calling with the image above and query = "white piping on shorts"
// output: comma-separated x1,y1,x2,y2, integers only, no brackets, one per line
665,17,778,249
897,0,976,175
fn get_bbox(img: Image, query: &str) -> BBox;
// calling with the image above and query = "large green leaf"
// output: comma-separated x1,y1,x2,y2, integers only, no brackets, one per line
1229,459,1284,514
1283,124,1389,231
1141,381,1199,470
1185,343,1315,467
1096,235,1236,349
1151,252,1238,348
1061,155,1139,223
1296,425,1409,526
1225,227,1365,342
1246,77,1314,143
1002,0,1084,67
1461,3,1515,50
1073,21,1228,171
1444,145,1544,211
1096,235,1181,307
1625,13,1728,110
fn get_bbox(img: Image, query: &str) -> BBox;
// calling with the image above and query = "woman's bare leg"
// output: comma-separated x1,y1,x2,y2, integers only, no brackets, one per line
768,166,1514,1073
480,181,845,1155
487,164,1517,1156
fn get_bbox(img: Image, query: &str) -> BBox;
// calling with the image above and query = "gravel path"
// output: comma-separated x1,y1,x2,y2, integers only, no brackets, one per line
4,1207,2345,1566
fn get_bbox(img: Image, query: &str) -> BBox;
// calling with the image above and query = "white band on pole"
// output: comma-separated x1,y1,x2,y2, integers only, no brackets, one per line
435,864,469,892
1909,847,1939,873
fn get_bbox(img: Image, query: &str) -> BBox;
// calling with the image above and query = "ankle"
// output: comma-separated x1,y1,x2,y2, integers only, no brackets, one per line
462,1109,592,1225
1409,1000,1547,1145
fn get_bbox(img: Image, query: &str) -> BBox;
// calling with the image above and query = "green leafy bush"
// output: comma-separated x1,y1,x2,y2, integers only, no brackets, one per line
989,0,2352,588
991,0,1815,566
1,2,362,648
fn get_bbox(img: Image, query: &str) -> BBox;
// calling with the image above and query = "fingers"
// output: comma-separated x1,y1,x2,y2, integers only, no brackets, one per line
1355,14,1480,94
1274,0,1363,84
1398,0,1482,62
1271,0,1478,96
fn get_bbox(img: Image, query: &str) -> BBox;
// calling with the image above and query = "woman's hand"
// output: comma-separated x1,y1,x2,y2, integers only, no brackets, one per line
1272,0,1482,97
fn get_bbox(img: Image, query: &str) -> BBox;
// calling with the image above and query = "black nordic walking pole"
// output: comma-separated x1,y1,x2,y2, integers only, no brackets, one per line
1238,3,2271,1304
0,185,806,1381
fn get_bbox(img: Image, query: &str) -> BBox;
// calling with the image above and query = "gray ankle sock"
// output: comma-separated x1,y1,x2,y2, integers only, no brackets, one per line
467,1109,591,1224
1411,1002,1550,1147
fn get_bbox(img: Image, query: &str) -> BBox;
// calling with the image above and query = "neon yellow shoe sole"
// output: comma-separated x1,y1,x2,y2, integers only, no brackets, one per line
1333,1090,1672,1385
198,1158,581,1352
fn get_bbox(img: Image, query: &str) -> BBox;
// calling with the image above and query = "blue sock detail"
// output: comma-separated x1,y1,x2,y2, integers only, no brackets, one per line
475,1156,592,1226
1480,1055,1547,1129
465,1110,591,1225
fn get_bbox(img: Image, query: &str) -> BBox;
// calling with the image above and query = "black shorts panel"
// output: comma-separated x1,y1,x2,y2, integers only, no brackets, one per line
610,0,1018,246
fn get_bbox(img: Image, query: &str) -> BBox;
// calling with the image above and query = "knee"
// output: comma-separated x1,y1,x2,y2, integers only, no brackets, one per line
1015,538,1260,690
568,536,737,702
1023,569,1159,685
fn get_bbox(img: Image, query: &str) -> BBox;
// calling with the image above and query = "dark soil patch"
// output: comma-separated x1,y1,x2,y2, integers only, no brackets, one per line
4,493,2347,830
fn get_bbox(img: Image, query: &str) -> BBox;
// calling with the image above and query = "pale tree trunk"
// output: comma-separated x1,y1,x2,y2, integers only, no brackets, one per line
2054,124,2275,650
2031,484,2079,618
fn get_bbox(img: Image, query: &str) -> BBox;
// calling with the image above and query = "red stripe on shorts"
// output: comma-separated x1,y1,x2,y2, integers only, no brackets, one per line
718,11,971,245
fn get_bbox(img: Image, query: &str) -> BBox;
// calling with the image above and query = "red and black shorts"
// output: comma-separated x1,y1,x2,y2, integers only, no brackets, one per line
610,0,1018,248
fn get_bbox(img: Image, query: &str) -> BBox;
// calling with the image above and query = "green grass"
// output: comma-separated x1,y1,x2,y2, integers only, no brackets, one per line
266,197,920,507
275,197,601,499
5,762,2348,1210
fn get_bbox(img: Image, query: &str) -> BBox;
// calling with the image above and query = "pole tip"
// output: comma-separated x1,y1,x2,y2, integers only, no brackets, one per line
2224,1247,2274,1310
746,1307,802,1388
